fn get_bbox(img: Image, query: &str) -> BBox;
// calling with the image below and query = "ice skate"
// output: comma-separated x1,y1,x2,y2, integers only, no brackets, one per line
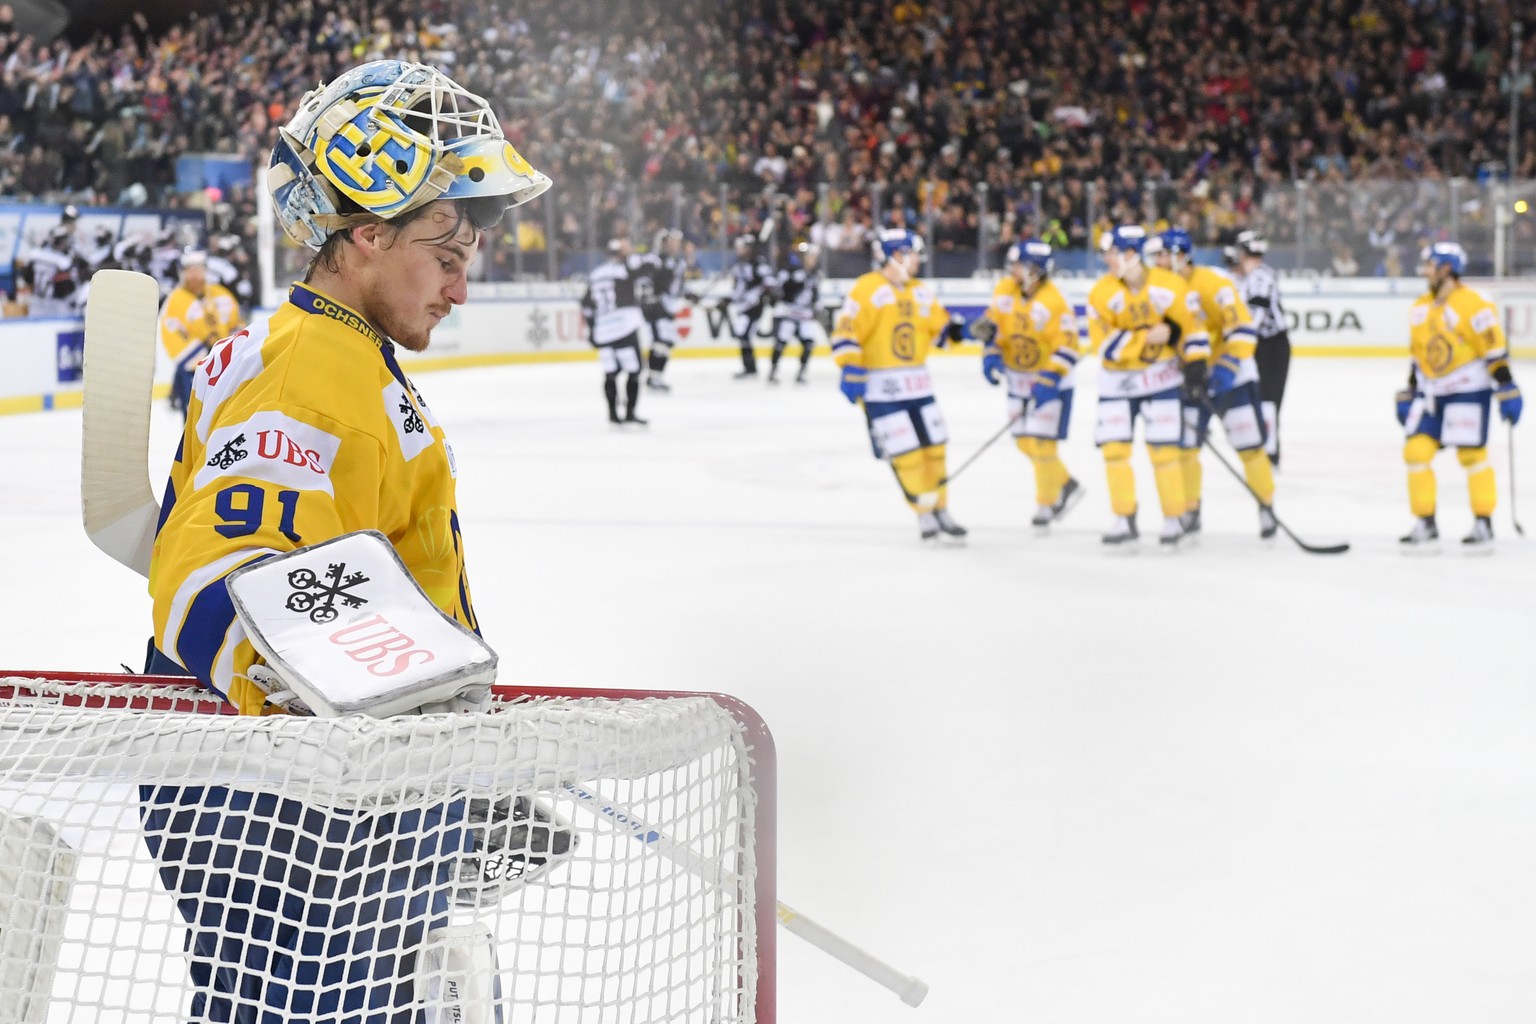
934,509,967,544
1101,513,1138,549
1258,504,1279,540
1050,478,1084,523
917,511,940,543
1398,515,1439,554
1460,515,1494,555
1158,515,1186,550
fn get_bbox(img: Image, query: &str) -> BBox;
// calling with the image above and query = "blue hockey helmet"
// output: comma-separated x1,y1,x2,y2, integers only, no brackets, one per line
1100,224,1147,254
1008,238,1054,280
1419,241,1466,276
871,227,924,265
1161,227,1193,255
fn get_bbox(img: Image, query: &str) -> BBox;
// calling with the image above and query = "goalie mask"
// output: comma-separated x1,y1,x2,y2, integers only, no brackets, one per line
268,60,552,250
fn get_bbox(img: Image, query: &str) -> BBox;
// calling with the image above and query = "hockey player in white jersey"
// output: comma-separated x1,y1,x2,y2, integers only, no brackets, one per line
723,234,772,378
639,228,689,393
581,238,648,426
767,241,822,385
18,224,85,316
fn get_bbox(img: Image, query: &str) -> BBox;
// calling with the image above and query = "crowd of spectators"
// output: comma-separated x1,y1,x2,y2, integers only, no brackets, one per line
0,0,1531,277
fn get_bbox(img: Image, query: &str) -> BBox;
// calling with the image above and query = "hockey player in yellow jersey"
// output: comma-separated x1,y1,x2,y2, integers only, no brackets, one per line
158,250,242,418
140,60,552,1022
1148,228,1278,540
832,227,967,542
973,239,1084,528
1397,242,1521,552
1085,225,1210,548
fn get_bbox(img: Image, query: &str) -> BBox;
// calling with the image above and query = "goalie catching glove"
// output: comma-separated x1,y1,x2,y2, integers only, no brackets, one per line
227,530,496,717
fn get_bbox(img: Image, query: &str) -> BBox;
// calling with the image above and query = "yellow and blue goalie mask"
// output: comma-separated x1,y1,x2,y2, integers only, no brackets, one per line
268,60,552,250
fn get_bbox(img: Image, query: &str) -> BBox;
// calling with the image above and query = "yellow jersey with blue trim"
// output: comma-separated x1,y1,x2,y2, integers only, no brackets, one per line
149,283,478,715
1184,266,1257,363
1408,284,1509,396
158,282,242,364
830,272,953,403
1085,265,1208,372
985,277,1081,376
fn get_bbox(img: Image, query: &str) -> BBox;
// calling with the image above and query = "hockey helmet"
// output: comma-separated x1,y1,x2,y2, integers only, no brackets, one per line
1234,229,1267,257
1008,238,1054,277
871,227,924,265
1161,228,1193,256
1419,241,1466,276
268,60,551,250
1100,224,1147,254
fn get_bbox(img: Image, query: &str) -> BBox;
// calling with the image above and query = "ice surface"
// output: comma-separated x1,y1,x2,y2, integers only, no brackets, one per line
1,351,1532,1022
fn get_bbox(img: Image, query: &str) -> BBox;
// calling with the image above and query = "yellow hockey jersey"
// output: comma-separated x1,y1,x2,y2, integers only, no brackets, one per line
159,282,241,365
150,283,477,715
830,271,952,371
1408,284,1509,389
1085,266,1207,370
1183,266,1257,363
983,276,1080,375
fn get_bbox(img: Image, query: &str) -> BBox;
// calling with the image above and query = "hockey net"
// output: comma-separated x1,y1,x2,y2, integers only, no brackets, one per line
0,672,775,1024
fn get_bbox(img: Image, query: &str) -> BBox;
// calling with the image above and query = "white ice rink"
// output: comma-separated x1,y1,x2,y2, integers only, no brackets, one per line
2,349,1533,1022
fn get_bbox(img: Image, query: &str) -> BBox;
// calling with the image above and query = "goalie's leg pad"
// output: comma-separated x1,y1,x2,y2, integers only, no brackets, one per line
0,810,77,1024
140,785,469,1020
455,796,577,908
415,922,504,1024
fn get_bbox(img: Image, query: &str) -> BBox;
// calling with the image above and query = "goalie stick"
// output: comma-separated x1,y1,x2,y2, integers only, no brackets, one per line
559,781,929,1008
80,269,163,577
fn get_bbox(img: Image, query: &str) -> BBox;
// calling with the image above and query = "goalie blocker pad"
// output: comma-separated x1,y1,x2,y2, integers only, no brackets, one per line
226,530,497,718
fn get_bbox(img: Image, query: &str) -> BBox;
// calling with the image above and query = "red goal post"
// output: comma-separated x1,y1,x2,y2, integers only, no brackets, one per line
0,670,777,1024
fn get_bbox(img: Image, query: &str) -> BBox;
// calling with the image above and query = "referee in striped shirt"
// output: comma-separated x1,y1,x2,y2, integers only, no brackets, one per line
1226,231,1289,467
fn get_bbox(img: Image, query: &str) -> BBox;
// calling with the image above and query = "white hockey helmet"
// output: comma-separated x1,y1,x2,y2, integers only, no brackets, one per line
268,60,552,250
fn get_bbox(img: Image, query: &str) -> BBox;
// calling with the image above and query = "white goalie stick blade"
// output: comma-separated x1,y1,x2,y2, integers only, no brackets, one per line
81,269,163,577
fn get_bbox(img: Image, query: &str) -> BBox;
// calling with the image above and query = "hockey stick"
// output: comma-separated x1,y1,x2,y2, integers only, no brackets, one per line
559,781,928,1007
81,269,163,577
934,407,1025,490
1510,422,1525,537
1196,397,1350,555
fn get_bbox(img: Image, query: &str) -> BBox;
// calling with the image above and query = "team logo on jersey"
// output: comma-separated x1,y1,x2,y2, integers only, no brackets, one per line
1010,335,1040,369
202,332,243,387
194,412,340,494
892,322,916,361
285,561,370,625
399,395,425,434
1426,331,1454,373
206,433,248,470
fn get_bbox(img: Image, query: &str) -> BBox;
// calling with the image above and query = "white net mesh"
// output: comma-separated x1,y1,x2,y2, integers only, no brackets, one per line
0,676,760,1024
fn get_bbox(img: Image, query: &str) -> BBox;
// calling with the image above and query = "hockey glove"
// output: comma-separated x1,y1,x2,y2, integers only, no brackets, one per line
970,317,998,346
1207,354,1241,397
1029,370,1062,405
981,350,1004,385
1497,380,1522,425
839,365,867,404
1180,360,1209,404
1395,389,1415,426
940,314,965,346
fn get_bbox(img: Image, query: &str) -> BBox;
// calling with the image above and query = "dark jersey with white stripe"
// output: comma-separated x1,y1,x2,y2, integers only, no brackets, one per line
581,258,645,343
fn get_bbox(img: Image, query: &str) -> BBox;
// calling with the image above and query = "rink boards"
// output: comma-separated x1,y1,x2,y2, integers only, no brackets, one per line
3,277,1534,415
